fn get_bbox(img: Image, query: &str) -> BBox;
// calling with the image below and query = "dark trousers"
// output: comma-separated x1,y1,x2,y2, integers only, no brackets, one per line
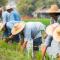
33,37,42,51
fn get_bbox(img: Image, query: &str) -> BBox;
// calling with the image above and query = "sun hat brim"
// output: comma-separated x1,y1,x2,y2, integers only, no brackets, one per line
11,21,25,35
46,23,59,36
6,5,13,10
40,4,60,13
53,25,60,42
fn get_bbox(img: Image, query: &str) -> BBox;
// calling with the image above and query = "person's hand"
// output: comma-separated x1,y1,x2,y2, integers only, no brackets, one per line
21,41,27,50
21,44,25,50
9,35,13,38
41,44,47,59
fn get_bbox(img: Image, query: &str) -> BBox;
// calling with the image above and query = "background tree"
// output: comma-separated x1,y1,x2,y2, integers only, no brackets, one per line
17,0,60,16
17,0,35,16
0,0,8,6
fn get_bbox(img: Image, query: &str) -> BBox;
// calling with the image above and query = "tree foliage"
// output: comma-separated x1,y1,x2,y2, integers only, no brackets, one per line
0,0,8,6
17,0,35,16
17,0,60,16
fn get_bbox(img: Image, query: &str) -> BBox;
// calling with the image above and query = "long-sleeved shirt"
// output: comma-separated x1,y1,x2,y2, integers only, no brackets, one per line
47,39,60,58
24,22,46,41
2,10,21,41
10,10,21,21
2,11,10,23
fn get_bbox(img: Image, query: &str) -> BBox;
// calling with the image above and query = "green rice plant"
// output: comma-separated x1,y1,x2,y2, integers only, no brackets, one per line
0,40,32,60
34,50,57,60
24,18,50,26
35,51,42,60
0,40,58,60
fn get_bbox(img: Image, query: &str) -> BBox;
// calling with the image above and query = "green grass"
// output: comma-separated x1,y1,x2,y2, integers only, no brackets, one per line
0,18,54,60
0,40,57,60
24,18,50,26
0,40,32,60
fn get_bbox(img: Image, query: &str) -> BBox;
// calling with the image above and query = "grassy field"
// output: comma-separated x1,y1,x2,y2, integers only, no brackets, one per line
0,40,54,60
24,18,50,26
0,18,56,60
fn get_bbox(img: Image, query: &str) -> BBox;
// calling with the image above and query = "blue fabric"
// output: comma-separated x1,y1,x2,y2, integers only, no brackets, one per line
6,21,20,29
2,11,10,23
33,37,42,51
45,35,60,57
3,29,9,38
10,10,21,21
45,35,53,47
2,10,21,42
6,21,20,42
24,22,45,41
33,37,42,46
12,34,20,43
2,11,10,37
47,40,60,57
24,22,45,51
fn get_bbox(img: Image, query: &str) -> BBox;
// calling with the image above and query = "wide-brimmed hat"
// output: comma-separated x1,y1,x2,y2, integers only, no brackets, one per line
6,5,13,10
40,4,60,13
47,4,59,13
53,25,60,42
0,23,5,31
11,21,25,35
46,23,59,36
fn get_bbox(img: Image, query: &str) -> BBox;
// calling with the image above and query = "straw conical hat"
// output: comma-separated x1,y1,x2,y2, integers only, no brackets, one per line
0,23,5,31
6,5,13,10
46,23,59,36
53,25,60,42
39,4,60,14
11,21,25,35
47,4,59,13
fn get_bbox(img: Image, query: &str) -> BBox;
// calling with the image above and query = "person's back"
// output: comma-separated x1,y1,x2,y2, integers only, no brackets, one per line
10,9,21,21
0,7,3,22
24,22,45,39
2,11,10,23
4,5,21,43
24,22,45,51
2,11,11,37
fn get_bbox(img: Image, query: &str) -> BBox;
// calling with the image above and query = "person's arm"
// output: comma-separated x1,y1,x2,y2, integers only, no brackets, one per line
39,22,46,31
21,40,28,49
41,44,47,59
2,12,7,24
41,35,53,58
22,24,32,49
11,10,21,21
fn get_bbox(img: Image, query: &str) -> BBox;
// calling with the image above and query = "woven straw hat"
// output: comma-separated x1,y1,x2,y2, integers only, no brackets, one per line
40,4,60,13
53,25,60,42
11,21,25,35
6,5,13,10
47,4,59,13
46,23,59,36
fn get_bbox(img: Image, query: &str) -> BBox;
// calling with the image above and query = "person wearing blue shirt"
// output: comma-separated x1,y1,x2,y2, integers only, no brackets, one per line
20,22,46,51
10,9,21,21
2,5,21,42
10,21,45,56
2,11,10,38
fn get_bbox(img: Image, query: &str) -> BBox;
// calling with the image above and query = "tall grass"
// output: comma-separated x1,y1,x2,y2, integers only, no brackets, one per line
0,18,55,60
0,40,57,60
24,18,50,26
0,40,33,60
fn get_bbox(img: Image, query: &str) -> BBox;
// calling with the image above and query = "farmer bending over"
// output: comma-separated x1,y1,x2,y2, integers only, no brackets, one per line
2,5,21,43
41,23,60,59
11,21,46,52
